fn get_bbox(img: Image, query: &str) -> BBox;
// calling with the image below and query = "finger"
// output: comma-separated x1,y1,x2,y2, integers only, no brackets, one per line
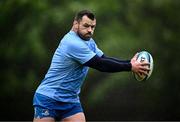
134,52,139,58
141,62,150,66
139,70,149,76
140,67,150,73
139,66,150,71
135,52,139,56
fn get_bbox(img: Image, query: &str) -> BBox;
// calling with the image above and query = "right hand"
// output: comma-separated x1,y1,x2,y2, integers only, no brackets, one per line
130,53,150,75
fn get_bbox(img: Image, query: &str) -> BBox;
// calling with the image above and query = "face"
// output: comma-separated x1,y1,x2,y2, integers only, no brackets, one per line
76,15,96,41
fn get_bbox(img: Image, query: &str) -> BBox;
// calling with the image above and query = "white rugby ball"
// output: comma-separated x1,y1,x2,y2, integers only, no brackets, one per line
133,51,154,81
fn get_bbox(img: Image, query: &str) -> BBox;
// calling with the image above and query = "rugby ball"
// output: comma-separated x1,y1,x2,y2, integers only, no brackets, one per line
133,51,153,81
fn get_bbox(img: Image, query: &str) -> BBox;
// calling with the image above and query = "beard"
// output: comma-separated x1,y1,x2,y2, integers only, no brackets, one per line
77,31,92,41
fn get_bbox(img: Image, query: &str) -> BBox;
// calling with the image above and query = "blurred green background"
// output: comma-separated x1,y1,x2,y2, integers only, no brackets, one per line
1,0,180,121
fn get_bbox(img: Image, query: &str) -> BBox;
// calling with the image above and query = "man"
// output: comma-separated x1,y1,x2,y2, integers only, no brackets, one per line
33,10,149,122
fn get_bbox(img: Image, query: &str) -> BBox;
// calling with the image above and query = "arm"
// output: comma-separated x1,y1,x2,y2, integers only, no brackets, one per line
83,55,132,73
101,54,131,63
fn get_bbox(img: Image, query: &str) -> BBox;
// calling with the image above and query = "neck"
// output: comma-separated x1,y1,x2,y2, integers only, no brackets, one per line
71,28,77,33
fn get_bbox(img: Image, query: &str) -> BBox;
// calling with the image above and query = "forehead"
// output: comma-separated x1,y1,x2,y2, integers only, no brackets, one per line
80,15,96,25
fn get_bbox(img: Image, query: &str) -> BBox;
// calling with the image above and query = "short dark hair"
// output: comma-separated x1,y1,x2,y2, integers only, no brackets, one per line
74,10,95,21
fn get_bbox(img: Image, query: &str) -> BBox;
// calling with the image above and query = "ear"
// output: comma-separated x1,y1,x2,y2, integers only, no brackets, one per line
72,20,78,31
73,20,78,26
73,20,78,29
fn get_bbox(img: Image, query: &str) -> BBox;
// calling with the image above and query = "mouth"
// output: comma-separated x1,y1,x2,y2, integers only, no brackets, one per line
78,32,92,40
86,33,92,37
82,34,92,41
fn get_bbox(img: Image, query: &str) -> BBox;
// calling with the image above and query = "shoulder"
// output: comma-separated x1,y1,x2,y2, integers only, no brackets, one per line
60,32,89,54
63,31,86,45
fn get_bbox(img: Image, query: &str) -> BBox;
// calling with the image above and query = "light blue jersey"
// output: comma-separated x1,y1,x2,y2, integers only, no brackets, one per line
34,31,103,103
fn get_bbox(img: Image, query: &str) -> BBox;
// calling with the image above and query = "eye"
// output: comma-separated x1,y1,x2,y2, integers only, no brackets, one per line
83,24,90,28
91,25,95,29
85,25,89,28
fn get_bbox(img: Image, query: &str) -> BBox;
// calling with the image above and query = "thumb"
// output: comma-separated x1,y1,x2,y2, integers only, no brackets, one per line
133,52,139,60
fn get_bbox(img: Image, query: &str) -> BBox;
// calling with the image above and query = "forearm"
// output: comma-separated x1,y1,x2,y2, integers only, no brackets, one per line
101,54,131,63
84,55,132,72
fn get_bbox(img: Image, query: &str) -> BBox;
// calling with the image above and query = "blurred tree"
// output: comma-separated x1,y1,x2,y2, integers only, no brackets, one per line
0,0,180,121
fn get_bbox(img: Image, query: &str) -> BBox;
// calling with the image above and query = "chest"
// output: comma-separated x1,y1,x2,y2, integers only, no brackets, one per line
85,41,96,53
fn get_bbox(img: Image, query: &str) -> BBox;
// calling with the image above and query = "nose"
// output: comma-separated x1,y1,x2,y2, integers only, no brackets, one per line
87,27,93,32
